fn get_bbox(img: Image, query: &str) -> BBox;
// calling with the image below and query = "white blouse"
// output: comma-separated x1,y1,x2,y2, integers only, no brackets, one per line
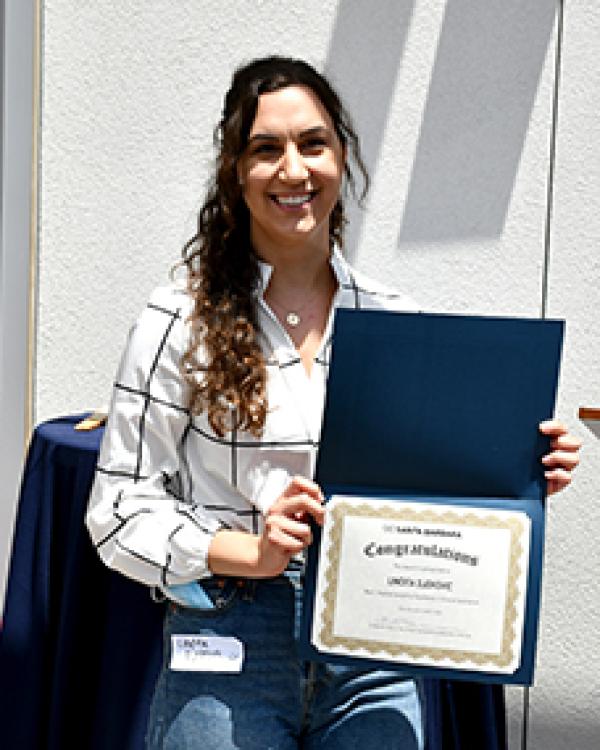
85,248,418,600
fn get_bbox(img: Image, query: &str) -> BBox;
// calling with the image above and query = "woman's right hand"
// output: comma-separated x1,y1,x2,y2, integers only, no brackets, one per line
256,476,325,577
207,476,325,579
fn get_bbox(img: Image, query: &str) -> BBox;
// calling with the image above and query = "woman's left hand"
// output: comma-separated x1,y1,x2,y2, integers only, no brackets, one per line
539,419,582,495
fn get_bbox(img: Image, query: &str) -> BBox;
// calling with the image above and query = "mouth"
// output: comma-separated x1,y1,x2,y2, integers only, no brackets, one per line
270,191,317,209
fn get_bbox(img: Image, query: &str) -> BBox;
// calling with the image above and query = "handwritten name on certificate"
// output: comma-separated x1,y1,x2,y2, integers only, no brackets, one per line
312,496,531,674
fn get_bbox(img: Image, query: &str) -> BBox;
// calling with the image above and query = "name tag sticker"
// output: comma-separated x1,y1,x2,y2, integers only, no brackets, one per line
170,635,244,673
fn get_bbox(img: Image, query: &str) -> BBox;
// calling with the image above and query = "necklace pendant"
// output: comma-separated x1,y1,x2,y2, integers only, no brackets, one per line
286,312,301,327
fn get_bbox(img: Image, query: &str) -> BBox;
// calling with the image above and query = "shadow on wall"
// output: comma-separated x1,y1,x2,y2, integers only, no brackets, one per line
399,0,556,244
580,419,600,441
323,0,557,252
325,0,416,261
527,718,600,750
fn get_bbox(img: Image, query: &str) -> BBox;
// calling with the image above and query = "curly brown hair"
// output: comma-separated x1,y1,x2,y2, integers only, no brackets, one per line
181,56,368,438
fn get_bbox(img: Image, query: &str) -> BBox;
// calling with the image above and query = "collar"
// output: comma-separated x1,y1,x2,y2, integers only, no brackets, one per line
255,245,352,297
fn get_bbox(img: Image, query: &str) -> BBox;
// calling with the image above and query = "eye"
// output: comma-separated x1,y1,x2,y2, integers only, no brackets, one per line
302,137,327,152
251,142,280,156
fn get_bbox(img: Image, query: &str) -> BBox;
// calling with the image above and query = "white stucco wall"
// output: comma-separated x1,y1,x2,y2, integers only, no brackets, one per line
0,0,37,619
20,0,600,746
528,3,600,747
36,0,556,424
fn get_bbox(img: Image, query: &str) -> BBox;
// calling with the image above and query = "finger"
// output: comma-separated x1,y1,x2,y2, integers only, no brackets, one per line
545,468,572,495
271,494,326,524
539,419,568,436
265,526,305,554
283,476,325,503
265,517,312,550
550,434,582,452
541,450,580,470
269,513,313,540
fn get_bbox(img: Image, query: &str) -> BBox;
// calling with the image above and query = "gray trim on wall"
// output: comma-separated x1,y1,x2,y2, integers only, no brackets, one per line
0,0,37,612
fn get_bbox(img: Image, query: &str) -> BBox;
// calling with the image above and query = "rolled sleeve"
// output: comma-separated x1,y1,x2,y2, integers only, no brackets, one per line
85,287,220,586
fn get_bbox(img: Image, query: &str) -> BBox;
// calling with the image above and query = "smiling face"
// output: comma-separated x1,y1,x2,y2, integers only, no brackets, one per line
237,85,345,260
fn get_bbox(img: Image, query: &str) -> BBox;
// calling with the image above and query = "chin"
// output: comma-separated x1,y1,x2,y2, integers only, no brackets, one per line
277,223,327,247
252,213,331,253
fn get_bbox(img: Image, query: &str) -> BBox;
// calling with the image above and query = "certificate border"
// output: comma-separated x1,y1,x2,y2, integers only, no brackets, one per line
316,500,526,669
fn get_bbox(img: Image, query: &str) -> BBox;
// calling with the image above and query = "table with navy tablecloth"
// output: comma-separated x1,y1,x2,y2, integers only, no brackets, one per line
0,415,506,749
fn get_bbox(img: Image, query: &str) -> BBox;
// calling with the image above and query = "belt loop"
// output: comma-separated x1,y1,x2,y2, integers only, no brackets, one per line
150,586,167,604
241,579,257,602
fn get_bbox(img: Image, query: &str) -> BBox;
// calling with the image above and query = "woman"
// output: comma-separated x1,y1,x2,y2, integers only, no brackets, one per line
86,56,580,749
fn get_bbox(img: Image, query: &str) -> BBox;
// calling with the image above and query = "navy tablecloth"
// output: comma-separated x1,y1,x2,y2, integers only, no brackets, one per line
0,415,506,749
0,415,164,749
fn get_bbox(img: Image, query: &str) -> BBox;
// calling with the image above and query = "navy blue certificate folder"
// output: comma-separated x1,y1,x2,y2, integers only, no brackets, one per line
300,308,564,685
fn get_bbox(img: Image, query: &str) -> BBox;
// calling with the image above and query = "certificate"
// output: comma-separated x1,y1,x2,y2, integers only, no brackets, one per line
311,496,530,674
300,308,563,684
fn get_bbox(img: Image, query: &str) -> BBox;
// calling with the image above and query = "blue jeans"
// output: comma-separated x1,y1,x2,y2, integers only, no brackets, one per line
146,574,423,749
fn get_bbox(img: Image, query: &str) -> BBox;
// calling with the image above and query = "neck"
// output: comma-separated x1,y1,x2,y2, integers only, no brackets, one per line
269,250,331,293
262,247,337,338
259,247,337,318
251,220,334,285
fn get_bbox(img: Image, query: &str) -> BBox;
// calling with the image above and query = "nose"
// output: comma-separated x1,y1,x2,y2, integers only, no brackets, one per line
279,143,308,181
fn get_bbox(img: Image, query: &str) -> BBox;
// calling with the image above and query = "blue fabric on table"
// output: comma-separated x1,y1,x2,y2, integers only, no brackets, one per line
0,415,506,749
424,679,507,750
0,415,164,750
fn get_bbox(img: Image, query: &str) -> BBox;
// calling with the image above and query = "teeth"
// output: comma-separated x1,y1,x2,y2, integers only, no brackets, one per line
275,194,311,206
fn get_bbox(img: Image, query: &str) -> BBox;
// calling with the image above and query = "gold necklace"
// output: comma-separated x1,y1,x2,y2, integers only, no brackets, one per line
267,287,321,328
285,311,301,327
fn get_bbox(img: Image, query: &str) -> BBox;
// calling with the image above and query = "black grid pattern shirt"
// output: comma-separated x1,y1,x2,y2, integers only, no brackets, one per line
85,248,419,597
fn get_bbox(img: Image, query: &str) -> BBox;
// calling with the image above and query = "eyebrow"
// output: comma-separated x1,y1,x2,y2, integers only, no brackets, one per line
247,125,330,145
